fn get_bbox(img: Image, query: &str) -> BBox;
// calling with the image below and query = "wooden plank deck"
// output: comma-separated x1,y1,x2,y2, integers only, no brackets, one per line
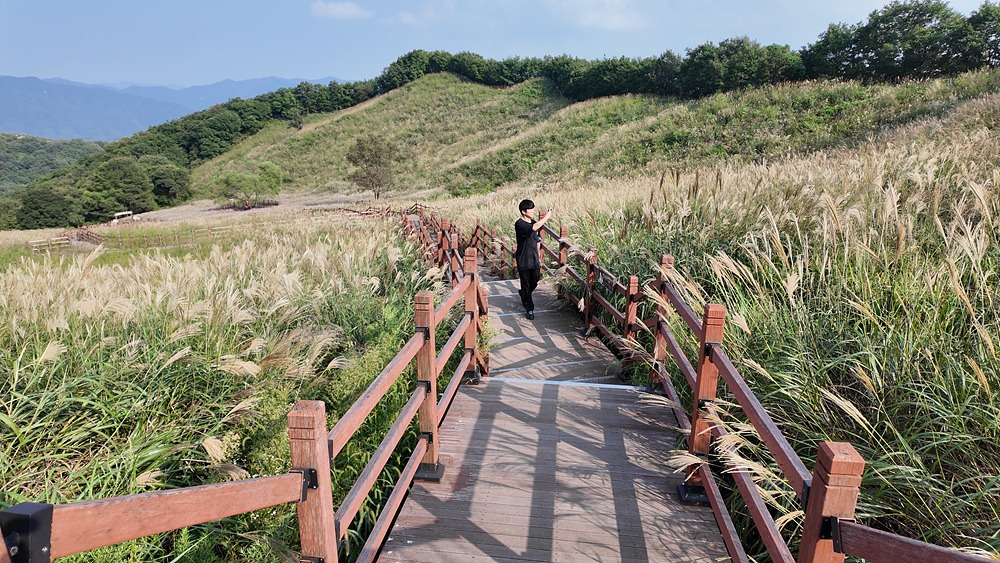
383,279,731,562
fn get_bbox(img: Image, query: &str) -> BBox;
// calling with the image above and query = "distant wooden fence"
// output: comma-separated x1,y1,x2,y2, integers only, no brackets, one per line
25,237,71,253
460,216,993,563
0,212,487,563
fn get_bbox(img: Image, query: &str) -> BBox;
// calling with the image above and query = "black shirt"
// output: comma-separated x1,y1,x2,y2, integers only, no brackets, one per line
514,218,541,271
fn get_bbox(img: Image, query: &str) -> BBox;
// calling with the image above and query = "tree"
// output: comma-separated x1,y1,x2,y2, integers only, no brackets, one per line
346,135,399,200
854,0,975,80
680,43,725,97
376,50,431,92
651,50,683,96
17,185,75,229
140,155,191,206
94,156,156,213
802,23,862,79
969,1,1000,67
211,161,283,207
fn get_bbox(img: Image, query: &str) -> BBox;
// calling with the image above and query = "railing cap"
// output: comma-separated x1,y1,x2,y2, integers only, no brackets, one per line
818,442,865,476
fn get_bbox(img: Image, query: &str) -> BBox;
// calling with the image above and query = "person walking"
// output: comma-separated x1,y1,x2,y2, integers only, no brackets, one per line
514,199,552,320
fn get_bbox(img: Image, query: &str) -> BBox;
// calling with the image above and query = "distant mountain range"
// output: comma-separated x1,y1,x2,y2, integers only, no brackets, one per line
0,75,339,142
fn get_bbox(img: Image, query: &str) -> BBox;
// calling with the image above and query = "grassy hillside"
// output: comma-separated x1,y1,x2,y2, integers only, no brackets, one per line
192,69,1000,198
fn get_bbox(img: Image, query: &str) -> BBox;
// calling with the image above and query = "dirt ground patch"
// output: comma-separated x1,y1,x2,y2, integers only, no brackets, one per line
135,189,440,225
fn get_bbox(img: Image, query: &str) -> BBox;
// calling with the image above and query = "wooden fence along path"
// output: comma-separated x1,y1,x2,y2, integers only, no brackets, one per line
1,207,995,563
382,278,729,562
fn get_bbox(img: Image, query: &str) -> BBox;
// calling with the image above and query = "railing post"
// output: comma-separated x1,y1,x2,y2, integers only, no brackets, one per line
437,218,450,273
449,225,461,285
798,443,865,563
0,522,11,563
650,256,674,390
557,226,568,300
287,400,338,563
463,247,481,385
680,303,726,502
623,275,640,343
414,291,444,481
508,237,517,278
584,248,598,330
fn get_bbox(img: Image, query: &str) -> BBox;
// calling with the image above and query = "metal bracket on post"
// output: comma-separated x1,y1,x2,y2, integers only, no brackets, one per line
677,454,711,505
416,327,430,342
0,502,54,563
291,468,319,502
461,370,480,386
299,557,325,563
414,432,445,482
832,517,849,553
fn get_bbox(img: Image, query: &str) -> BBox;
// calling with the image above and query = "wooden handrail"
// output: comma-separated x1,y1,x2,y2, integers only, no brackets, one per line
712,347,812,499
435,314,472,375
438,351,473,425
356,436,428,563
48,473,304,558
328,333,423,459
336,385,426,540
837,521,995,563
435,275,472,325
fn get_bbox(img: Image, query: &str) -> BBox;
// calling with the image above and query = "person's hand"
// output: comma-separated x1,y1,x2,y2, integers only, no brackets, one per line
543,208,553,219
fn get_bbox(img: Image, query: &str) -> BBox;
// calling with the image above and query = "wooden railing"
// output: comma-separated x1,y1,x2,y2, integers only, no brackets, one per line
0,212,488,563
460,215,994,563
25,237,71,253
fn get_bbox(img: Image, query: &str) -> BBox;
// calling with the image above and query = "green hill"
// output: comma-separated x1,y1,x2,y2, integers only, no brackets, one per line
192,69,1000,198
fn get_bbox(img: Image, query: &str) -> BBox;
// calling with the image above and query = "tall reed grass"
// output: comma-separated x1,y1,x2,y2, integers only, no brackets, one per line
440,91,1000,558
0,213,443,561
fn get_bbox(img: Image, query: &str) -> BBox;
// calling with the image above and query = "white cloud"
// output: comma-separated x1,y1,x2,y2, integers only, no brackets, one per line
310,1,373,20
544,0,645,31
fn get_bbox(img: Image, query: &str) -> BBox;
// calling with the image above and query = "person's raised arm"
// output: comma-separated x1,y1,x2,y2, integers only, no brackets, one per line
532,208,552,231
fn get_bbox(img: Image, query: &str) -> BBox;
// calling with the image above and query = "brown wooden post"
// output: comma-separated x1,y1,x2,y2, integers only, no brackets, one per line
0,522,11,563
650,256,674,389
557,226,569,300
679,303,726,502
798,442,865,563
414,291,444,480
584,248,598,329
463,247,481,384
437,218,450,271
509,237,517,278
287,401,338,563
623,275,640,342
449,225,461,285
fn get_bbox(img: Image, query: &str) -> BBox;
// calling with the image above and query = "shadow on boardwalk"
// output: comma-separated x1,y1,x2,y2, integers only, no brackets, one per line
383,279,730,562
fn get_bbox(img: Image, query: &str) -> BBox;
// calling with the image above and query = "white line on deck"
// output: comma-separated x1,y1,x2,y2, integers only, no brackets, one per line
490,358,613,373
491,308,559,318
486,377,642,391
492,330,582,343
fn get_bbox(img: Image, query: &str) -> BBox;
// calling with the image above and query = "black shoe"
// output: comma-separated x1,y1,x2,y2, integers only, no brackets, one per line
526,311,535,320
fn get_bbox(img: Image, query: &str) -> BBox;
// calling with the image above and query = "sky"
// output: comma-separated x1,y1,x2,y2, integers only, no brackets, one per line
0,0,990,87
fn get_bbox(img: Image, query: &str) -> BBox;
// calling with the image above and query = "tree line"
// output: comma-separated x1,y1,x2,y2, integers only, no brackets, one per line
3,0,998,230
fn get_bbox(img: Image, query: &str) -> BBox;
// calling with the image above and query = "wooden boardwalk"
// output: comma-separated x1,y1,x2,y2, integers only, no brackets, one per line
383,279,730,562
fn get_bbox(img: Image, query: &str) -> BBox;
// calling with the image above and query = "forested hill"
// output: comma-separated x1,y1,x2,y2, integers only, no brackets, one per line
0,134,104,193
2,0,999,231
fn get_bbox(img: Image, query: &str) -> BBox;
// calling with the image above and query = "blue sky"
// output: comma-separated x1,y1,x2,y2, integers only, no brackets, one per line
0,0,989,87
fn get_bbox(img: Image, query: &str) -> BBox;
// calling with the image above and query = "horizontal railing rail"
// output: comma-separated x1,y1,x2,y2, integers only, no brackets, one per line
459,214,994,563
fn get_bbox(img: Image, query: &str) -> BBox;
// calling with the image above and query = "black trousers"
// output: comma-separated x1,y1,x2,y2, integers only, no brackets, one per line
518,268,541,311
